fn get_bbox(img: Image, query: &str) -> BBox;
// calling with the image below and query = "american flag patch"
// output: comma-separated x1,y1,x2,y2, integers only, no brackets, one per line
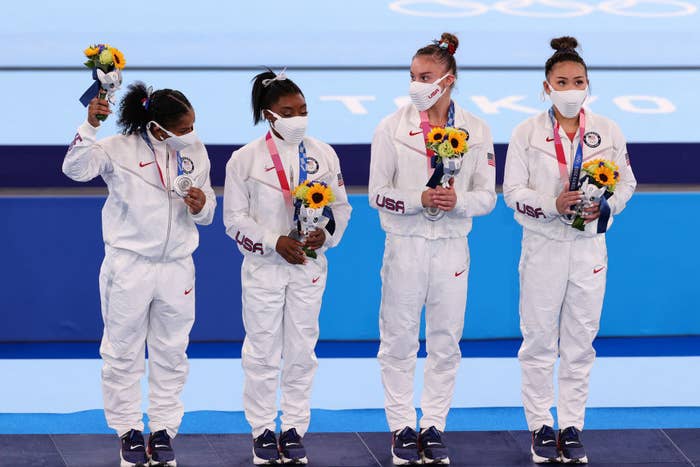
337,172,344,186
487,152,496,167
625,152,631,166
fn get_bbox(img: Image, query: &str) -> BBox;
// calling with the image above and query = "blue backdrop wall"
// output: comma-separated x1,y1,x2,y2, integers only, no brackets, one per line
1,193,697,342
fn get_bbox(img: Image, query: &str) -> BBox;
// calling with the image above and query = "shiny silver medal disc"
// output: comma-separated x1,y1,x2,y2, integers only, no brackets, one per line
173,175,194,198
422,206,445,221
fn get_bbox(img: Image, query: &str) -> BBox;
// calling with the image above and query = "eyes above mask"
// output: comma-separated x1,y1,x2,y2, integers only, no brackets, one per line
409,73,453,112
150,121,199,151
266,110,308,145
547,82,588,118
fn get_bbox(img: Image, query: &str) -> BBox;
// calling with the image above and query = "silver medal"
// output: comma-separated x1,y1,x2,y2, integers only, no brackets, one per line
422,206,445,221
173,175,194,198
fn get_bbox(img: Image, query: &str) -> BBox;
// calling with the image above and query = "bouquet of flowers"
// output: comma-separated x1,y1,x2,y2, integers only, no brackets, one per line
79,43,126,120
570,159,619,231
292,180,335,259
425,126,469,188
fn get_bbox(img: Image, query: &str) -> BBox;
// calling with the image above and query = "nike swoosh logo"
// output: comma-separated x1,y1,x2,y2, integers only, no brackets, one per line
130,445,144,450
262,442,276,447
546,137,555,142
184,287,193,295
312,277,320,284
455,269,466,277
139,161,155,167
565,441,579,445
285,442,300,446
426,442,442,446
541,440,556,445
409,130,422,136
402,442,416,447
154,444,170,448
593,267,605,274
265,166,275,172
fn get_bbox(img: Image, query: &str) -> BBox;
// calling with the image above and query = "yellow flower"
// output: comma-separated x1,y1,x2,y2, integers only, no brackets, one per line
305,184,332,209
84,46,100,57
427,127,445,145
110,48,126,69
447,129,468,153
593,166,616,187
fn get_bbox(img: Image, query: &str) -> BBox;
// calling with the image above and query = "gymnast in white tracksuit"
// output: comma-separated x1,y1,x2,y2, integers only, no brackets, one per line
503,37,636,464
369,33,496,465
223,69,351,465
63,82,215,467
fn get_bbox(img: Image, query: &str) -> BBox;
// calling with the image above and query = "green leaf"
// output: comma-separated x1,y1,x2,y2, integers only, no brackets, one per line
84,60,95,68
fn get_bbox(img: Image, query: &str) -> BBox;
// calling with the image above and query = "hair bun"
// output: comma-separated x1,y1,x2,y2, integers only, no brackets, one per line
550,36,578,52
438,32,459,55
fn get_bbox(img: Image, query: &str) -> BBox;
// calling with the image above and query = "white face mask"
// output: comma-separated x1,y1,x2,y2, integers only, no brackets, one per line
409,73,452,111
150,121,199,152
267,110,308,145
547,82,588,118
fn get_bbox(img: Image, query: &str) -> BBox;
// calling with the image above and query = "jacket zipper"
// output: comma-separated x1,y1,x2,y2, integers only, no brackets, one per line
160,150,173,261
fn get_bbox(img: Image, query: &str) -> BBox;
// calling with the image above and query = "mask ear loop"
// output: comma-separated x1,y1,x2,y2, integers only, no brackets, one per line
540,81,553,103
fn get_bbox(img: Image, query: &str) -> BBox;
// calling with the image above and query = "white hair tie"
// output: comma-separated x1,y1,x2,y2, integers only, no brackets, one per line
262,68,288,87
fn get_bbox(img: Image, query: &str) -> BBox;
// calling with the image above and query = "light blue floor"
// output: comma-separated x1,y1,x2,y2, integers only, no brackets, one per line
1,356,699,433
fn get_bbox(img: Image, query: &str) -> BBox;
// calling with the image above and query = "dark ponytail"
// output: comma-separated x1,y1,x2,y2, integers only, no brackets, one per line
545,36,588,78
414,32,459,79
118,81,193,135
251,68,304,125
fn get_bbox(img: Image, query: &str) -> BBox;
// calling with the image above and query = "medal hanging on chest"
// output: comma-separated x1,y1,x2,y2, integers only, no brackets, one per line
173,153,193,198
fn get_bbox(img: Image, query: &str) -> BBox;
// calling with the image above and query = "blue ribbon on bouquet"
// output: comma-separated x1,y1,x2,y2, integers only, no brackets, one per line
79,68,101,107
579,174,613,234
425,101,455,189
597,196,611,233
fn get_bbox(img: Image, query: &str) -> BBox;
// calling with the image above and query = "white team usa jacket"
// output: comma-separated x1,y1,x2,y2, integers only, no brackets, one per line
503,110,637,241
63,121,216,260
223,132,351,264
369,103,497,239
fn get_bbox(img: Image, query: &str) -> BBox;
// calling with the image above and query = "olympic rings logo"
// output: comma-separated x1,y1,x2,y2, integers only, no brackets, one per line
388,0,698,18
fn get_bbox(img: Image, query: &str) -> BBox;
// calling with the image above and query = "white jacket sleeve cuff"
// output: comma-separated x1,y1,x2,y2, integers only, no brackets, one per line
79,119,100,138
263,231,280,256
543,196,559,218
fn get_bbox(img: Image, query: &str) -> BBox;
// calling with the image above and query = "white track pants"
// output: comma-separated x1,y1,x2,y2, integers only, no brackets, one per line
518,230,607,431
241,255,328,438
378,234,470,432
99,246,195,437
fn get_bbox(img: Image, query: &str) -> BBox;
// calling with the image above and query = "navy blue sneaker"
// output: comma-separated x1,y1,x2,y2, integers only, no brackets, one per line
558,426,588,463
147,429,176,466
120,429,148,467
419,426,450,464
279,428,308,464
253,429,280,465
531,425,560,463
391,426,420,465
